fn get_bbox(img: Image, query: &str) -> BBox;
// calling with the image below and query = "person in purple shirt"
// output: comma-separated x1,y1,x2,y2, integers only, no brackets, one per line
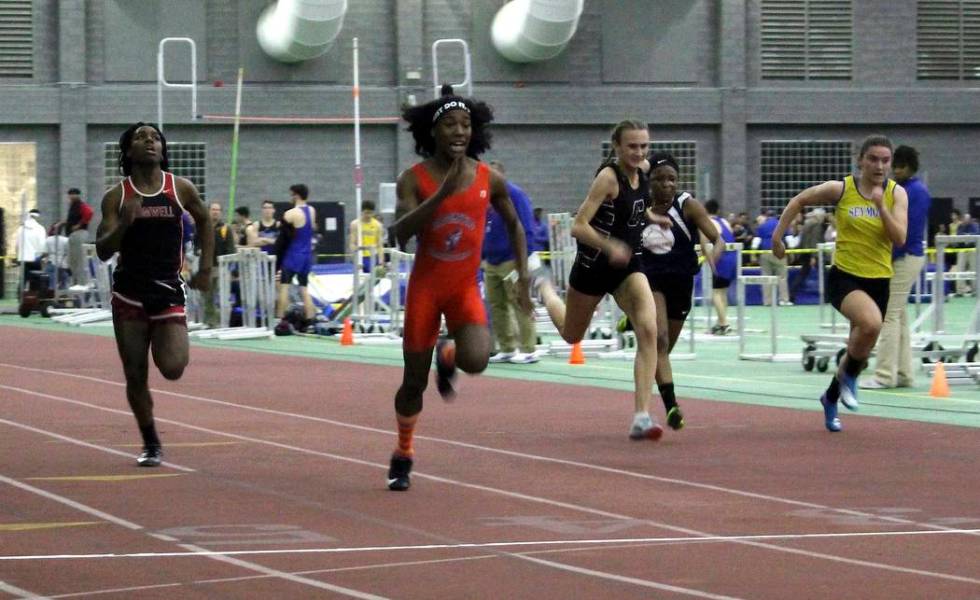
531,207,550,253
755,212,792,305
483,160,539,364
861,145,931,389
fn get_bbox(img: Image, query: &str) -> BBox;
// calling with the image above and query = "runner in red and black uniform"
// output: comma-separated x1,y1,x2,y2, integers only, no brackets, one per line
96,122,213,467
386,85,532,491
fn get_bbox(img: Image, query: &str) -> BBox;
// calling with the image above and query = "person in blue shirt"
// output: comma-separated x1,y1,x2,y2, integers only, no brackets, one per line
483,160,539,364
531,207,550,254
755,211,792,305
703,200,737,334
861,145,931,389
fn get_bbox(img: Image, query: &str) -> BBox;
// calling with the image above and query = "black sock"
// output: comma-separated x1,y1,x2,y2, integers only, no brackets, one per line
843,352,864,377
139,422,161,448
658,383,677,412
825,377,841,402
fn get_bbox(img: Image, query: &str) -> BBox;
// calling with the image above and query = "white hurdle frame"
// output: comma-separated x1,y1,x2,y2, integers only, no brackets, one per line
737,246,796,362
815,242,840,332
206,249,275,340
156,37,198,130
931,234,980,334
387,249,415,337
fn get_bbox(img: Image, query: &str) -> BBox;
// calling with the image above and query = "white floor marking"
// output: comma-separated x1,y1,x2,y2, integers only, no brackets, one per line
3,527,978,561
0,473,387,598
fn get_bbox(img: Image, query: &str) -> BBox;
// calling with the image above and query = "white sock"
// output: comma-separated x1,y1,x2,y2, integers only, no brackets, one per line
633,411,650,423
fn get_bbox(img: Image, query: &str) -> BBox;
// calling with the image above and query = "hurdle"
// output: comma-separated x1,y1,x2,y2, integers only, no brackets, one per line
383,249,415,340
50,246,114,327
905,235,980,364
546,212,575,294
815,242,842,332
737,268,796,361
194,248,275,340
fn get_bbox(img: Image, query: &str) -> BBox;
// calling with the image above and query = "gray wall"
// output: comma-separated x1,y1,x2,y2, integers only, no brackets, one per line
2,0,978,230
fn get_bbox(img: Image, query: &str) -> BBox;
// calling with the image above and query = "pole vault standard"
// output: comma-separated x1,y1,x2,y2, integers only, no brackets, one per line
227,67,244,224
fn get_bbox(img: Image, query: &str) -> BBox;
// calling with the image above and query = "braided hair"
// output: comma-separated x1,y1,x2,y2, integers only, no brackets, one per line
118,122,169,176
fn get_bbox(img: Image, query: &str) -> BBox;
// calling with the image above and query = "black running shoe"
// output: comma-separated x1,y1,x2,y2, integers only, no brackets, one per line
435,339,457,401
137,445,162,467
666,406,685,431
387,454,413,491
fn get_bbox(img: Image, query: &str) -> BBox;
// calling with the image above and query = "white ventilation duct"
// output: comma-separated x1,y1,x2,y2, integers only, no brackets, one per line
491,0,584,63
256,0,348,63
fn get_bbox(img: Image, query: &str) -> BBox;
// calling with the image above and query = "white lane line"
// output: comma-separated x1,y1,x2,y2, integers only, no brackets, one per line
0,580,50,599
4,528,979,561
514,553,741,600
0,385,739,599
0,474,387,599
4,383,979,587
2,362,976,539
0,418,195,473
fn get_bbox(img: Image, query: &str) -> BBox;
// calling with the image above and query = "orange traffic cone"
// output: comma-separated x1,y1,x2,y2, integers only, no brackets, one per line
568,342,585,365
930,361,950,398
340,317,355,346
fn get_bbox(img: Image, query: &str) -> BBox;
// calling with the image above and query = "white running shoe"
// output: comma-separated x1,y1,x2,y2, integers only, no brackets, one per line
628,414,664,441
508,352,539,364
489,351,516,363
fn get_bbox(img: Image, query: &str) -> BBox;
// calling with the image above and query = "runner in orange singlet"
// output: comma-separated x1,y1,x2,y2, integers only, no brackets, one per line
386,86,532,491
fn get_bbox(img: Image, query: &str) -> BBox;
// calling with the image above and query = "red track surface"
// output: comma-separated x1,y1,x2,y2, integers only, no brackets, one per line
1,326,978,599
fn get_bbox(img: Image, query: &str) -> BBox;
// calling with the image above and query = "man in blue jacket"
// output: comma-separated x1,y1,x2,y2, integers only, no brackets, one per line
484,161,539,364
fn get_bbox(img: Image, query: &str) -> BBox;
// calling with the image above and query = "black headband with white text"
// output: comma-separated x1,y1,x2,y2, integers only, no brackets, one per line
432,100,471,123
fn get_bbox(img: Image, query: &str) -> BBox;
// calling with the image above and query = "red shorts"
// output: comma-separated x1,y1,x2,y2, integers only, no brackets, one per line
402,279,486,352
111,292,187,328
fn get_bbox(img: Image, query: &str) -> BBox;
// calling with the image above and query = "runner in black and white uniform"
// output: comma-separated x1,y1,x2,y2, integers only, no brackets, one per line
535,120,672,440
639,152,725,431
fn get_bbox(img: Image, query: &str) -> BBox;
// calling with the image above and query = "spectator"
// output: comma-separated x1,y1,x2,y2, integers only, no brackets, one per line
277,184,317,321
348,200,386,272
43,224,71,289
246,199,281,254
788,208,826,303
15,209,47,284
483,160,539,364
55,188,94,287
233,206,252,247
754,210,792,305
531,207,550,253
203,201,237,326
703,200,737,334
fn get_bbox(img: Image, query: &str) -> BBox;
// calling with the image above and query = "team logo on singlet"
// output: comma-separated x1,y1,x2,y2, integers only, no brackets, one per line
641,223,674,254
139,204,175,219
848,206,880,218
428,213,475,261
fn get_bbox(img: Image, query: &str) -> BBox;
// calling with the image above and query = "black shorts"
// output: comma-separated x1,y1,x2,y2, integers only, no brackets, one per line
112,273,186,316
712,275,732,289
281,268,310,287
568,254,642,297
645,271,694,321
827,267,889,317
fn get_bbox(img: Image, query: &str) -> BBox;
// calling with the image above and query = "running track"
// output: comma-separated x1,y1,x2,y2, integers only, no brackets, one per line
1,326,978,599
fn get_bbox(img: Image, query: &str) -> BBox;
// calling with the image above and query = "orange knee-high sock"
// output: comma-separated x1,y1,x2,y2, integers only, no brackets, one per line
395,413,418,458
